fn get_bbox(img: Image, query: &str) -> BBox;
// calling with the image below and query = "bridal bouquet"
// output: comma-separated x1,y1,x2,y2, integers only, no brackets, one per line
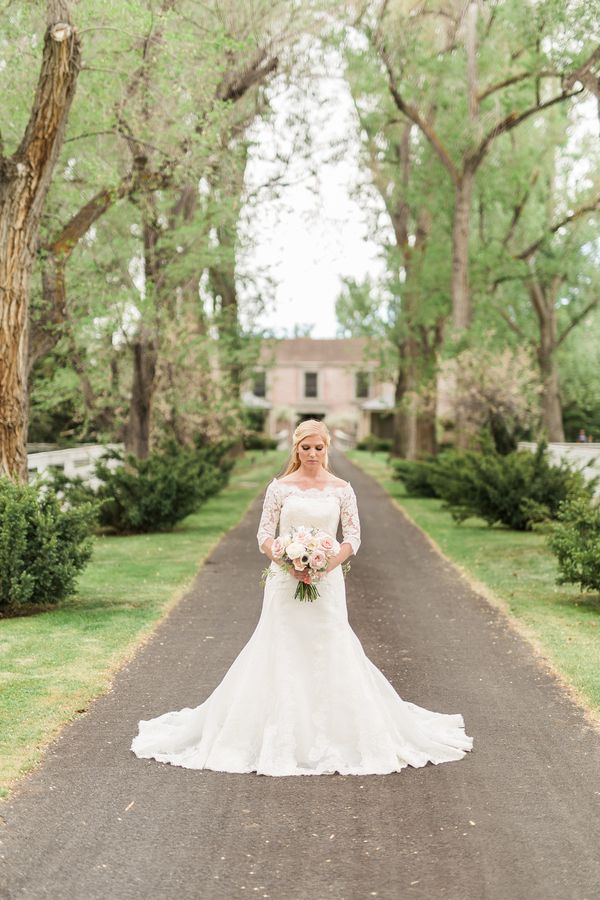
269,525,341,601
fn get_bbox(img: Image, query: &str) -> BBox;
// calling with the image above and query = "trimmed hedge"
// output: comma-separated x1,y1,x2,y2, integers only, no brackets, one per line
0,478,95,614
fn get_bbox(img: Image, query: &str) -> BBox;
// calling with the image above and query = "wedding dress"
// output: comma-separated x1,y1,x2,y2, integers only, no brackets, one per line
131,479,473,775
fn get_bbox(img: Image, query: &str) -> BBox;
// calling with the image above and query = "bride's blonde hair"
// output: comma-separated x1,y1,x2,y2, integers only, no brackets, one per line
283,419,331,475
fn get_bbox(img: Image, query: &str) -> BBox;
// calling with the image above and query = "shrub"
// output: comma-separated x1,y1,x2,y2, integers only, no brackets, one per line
242,431,278,450
429,443,594,530
391,458,440,497
0,478,95,615
547,498,600,593
356,435,392,453
53,441,235,534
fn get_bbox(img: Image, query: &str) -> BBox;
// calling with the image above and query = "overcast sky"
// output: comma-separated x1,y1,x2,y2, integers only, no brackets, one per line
241,54,388,339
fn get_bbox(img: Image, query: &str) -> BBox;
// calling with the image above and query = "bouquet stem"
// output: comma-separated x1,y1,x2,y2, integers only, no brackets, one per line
294,581,319,602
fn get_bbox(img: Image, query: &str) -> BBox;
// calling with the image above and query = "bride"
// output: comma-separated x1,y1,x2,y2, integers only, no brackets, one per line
131,419,473,776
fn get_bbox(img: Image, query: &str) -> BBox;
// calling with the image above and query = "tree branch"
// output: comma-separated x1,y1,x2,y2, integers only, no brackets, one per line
563,45,600,92
502,168,540,248
557,296,600,346
379,48,460,185
516,196,600,259
471,88,584,170
478,71,533,102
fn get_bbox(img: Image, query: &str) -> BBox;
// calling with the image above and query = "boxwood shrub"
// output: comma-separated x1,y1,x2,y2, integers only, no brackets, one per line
0,478,95,615
548,498,600,593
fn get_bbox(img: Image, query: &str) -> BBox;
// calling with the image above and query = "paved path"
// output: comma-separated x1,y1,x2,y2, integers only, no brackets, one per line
1,456,600,900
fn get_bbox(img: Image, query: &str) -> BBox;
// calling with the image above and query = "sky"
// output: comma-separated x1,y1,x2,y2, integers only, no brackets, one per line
240,52,388,339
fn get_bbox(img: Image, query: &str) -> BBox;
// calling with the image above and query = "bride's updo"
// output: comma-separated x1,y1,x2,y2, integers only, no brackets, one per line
283,419,331,475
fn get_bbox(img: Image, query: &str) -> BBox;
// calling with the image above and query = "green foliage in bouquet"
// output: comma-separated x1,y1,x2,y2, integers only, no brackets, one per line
53,440,235,534
0,479,95,614
428,443,594,530
391,457,440,497
547,498,600,594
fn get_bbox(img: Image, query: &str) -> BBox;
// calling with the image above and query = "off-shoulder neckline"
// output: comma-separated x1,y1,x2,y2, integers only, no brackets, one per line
274,477,351,494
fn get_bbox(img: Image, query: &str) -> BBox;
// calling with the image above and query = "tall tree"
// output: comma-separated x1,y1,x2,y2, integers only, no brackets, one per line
356,0,599,337
0,1,80,481
341,37,451,457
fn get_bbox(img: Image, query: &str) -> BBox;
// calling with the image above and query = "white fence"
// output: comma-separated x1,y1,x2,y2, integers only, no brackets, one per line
518,442,600,494
27,444,123,490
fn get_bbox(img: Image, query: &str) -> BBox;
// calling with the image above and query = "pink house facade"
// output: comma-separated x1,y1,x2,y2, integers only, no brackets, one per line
243,338,395,443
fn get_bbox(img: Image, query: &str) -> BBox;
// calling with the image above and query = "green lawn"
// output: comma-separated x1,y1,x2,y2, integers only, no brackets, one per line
349,450,600,719
0,450,286,797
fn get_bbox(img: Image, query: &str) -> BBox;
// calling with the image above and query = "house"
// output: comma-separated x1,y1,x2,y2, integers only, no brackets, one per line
243,338,395,442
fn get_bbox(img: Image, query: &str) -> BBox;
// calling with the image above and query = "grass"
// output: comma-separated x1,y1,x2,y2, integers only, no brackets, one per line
349,450,600,719
0,450,286,798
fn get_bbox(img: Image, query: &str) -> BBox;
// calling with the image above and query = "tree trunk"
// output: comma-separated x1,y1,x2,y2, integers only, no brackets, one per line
416,395,437,456
125,330,158,458
528,277,565,442
0,3,80,481
391,365,409,458
124,198,162,457
451,168,475,333
391,335,420,459
538,320,565,442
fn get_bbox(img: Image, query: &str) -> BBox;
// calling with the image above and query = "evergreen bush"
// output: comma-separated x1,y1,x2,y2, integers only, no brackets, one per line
547,498,600,593
355,436,392,453
52,441,235,534
242,431,278,450
0,478,95,615
428,443,594,530
391,458,440,497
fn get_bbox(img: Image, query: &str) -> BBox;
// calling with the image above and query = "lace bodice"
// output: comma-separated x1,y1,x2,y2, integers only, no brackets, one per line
257,478,361,555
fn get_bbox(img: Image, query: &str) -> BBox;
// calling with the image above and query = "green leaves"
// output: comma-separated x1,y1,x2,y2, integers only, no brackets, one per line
0,479,95,615
548,498,600,594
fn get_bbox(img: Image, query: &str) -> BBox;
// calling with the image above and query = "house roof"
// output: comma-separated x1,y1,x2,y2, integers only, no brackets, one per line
260,337,370,366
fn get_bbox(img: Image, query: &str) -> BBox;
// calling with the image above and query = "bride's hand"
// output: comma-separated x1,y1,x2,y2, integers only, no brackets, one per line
290,567,309,581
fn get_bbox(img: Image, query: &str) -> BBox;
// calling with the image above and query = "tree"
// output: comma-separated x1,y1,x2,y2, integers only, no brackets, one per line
0,1,81,481
478,115,600,440
340,34,451,457
356,0,599,338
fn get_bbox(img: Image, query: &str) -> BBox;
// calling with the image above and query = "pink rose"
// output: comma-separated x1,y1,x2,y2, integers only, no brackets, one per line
319,535,335,552
294,527,312,544
309,551,326,570
293,557,308,571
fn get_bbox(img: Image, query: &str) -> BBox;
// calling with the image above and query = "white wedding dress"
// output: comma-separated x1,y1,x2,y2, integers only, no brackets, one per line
131,479,473,776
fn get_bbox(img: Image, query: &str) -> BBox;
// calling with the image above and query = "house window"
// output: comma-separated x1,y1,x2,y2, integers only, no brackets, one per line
304,372,318,398
252,371,266,397
355,371,369,399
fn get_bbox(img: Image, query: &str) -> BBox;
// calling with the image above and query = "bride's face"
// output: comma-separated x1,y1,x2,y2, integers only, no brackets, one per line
297,434,327,469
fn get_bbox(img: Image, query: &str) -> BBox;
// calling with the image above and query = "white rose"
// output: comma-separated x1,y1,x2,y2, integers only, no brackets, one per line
286,541,305,560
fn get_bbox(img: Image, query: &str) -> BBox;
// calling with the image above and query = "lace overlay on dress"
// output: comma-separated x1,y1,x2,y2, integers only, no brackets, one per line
256,479,361,555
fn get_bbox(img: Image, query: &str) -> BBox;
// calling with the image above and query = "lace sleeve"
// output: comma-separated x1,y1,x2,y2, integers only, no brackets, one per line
340,483,361,555
257,479,282,553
